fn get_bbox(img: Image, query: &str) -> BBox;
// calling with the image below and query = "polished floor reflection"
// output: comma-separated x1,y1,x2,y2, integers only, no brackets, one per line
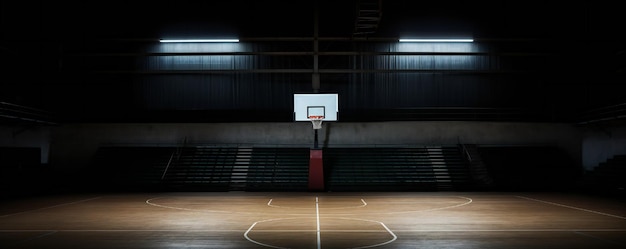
1,192,625,249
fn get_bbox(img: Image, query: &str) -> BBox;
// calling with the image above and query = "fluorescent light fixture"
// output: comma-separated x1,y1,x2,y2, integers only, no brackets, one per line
159,39,239,43
399,38,473,43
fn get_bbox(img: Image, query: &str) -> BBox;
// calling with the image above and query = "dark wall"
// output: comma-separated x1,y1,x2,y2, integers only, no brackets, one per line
479,146,582,191
0,147,41,169
4,39,619,123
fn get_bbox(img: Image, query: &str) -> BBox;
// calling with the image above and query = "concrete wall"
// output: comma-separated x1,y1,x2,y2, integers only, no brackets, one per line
48,121,582,168
582,124,626,170
0,125,51,164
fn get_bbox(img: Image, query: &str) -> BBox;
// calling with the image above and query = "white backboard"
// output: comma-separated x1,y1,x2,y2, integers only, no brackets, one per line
293,93,338,121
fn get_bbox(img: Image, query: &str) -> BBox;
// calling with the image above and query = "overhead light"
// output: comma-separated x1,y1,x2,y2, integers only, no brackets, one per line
159,39,239,43
399,38,473,43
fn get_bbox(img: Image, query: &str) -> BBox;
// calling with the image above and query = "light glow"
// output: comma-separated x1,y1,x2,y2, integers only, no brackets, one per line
399,38,473,43
159,39,239,43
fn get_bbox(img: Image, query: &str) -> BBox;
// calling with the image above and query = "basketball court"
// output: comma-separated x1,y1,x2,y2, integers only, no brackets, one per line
1,191,625,248
1,93,623,249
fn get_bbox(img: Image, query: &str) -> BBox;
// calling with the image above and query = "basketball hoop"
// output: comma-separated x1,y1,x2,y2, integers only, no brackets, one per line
309,115,324,129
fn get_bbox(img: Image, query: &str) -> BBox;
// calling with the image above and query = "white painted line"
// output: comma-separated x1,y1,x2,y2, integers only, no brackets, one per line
573,231,626,247
243,217,310,249
146,197,221,213
267,197,366,209
331,217,398,249
246,229,393,233
375,196,473,215
147,196,319,216
2,228,626,233
146,197,258,215
390,229,626,232
8,230,58,247
0,197,102,218
351,221,397,249
244,221,289,249
516,196,626,220
316,197,321,249
264,196,472,216
243,216,398,249
0,229,248,232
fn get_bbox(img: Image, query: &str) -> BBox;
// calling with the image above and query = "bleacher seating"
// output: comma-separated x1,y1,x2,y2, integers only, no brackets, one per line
584,154,626,195
161,146,238,191
323,146,471,191
88,145,478,192
245,147,310,191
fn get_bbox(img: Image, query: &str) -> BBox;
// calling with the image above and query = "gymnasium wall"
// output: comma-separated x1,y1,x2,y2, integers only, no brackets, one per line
0,125,50,164
47,121,581,168
582,125,626,171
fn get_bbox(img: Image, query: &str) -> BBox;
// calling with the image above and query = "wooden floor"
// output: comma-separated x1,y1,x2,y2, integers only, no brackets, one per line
1,191,625,249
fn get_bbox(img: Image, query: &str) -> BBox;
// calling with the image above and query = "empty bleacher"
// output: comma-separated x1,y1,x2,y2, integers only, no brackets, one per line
90,145,310,192
161,146,238,191
583,154,626,195
163,146,310,191
245,147,310,191
88,145,480,192
323,146,472,191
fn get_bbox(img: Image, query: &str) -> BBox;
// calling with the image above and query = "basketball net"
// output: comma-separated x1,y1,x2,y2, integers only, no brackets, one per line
309,115,324,129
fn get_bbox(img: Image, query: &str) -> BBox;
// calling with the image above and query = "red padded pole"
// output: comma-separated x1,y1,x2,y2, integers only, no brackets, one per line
308,149,324,191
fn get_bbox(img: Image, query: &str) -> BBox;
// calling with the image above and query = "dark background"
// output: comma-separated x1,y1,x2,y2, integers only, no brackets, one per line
2,0,625,124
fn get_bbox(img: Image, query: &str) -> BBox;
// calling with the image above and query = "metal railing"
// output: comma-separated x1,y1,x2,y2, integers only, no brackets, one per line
578,103,626,125
0,102,56,125
457,137,473,163
161,152,175,180
160,136,187,180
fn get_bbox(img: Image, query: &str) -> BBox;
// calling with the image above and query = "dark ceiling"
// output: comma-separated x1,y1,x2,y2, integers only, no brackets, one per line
1,0,626,124
1,1,623,40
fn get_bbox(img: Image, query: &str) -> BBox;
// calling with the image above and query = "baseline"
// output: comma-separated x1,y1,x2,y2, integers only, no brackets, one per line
516,195,626,220
0,197,102,218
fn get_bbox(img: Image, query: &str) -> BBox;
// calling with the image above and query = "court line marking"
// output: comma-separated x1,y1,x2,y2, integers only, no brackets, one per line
145,196,473,216
0,197,102,218
246,229,396,233
243,216,398,249
265,196,471,215
341,217,397,249
391,229,626,232
2,228,626,233
516,196,626,220
573,231,626,247
147,195,468,216
2,229,250,232
146,197,227,213
146,197,266,215
316,197,321,249
148,197,319,215
266,198,367,209
7,230,57,248
148,196,369,214
245,198,324,249
244,217,299,249
374,196,473,215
